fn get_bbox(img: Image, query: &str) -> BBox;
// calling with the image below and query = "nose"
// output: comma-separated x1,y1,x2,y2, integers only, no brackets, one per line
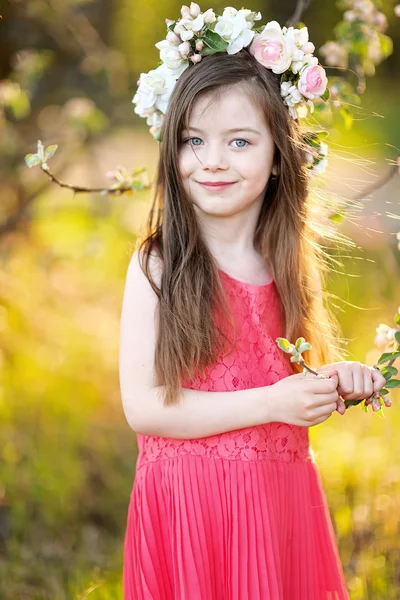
203,142,228,172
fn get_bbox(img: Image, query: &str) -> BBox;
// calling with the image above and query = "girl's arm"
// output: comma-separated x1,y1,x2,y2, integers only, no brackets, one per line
119,249,277,439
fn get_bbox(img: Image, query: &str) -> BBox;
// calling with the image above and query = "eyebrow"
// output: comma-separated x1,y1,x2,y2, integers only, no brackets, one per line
183,126,261,136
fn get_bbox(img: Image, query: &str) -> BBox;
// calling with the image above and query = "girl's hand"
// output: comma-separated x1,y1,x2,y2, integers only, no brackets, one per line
319,361,387,411
270,369,341,427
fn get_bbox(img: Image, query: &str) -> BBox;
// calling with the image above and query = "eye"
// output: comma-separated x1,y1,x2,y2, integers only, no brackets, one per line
185,137,203,146
231,139,249,148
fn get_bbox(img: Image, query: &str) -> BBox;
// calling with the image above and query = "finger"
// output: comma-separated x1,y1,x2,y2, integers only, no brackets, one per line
310,402,338,421
336,397,346,415
303,369,338,378
337,363,355,398
310,375,339,394
312,392,340,407
362,365,374,399
352,363,365,398
371,366,387,393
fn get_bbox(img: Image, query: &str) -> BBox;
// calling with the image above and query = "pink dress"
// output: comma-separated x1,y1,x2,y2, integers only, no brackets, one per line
123,270,349,599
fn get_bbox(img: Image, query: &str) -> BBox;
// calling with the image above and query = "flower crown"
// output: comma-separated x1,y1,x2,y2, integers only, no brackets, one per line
132,4,330,173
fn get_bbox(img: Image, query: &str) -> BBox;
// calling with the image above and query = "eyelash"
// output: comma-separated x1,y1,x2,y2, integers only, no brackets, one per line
184,137,250,149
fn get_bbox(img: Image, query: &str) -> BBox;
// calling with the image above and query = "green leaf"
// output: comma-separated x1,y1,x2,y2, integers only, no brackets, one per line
379,33,393,59
381,365,398,380
201,30,229,54
25,153,42,168
395,313,400,326
295,337,306,349
329,211,345,223
321,87,330,101
379,388,389,395
339,108,353,130
377,350,400,365
276,337,295,353
385,379,400,389
344,399,362,408
44,144,58,160
395,331,400,344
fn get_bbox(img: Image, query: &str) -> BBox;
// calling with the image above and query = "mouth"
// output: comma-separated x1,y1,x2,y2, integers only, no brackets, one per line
196,181,237,192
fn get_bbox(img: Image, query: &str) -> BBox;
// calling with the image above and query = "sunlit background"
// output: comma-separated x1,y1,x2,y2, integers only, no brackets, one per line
1,0,399,598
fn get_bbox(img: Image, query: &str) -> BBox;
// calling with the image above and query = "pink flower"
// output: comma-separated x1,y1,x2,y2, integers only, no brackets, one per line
298,64,327,99
249,21,293,74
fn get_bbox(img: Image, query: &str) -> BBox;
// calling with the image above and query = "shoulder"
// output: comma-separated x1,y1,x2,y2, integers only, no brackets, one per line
126,244,163,293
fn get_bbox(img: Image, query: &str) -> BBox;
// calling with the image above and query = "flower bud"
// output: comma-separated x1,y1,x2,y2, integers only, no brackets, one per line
174,23,184,35
383,396,392,407
302,42,315,55
195,40,204,51
179,41,190,56
344,10,356,22
181,5,191,19
190,54,202,64
190,2,201,17
166,31,181,45
371,399,381,412
180,30,194,41
203,8,216,23
165,18,174,26
373,12,387,30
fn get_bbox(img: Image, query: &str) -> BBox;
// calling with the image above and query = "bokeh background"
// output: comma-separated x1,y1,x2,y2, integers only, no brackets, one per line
1,0,399,598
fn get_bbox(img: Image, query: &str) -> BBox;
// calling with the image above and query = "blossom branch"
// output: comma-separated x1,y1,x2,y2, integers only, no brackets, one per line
287,0,312,27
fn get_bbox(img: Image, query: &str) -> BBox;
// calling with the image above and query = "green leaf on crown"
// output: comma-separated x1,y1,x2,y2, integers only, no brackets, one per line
201,30,229,55
321,87,330,101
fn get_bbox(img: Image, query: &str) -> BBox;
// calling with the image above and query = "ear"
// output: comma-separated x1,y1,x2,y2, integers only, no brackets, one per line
271,164,279,176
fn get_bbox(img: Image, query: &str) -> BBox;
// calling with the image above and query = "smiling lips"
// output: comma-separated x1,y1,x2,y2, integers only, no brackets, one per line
197,181,237,191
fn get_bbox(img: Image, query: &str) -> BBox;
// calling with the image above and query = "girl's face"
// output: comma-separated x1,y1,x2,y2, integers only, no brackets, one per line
178,85,277,221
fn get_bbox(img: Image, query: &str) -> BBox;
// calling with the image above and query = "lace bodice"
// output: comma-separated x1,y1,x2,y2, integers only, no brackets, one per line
136,270,312,471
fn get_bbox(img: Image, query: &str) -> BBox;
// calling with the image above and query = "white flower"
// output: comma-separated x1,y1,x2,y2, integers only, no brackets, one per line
214,9,255,54
319,41,348,68
311,158,328,176
320,141,328,156
280,81,302,106
155,40,190,76
133,63,178,116
375,323,398,349
180,14,205,33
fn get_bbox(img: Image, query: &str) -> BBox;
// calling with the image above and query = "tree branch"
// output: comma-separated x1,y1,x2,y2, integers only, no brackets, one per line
286,0,312,27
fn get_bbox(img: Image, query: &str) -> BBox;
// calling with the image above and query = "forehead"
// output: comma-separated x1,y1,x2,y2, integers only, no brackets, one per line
187,86,266,131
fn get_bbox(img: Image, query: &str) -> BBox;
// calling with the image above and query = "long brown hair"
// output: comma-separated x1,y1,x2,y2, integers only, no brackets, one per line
136,49,348,406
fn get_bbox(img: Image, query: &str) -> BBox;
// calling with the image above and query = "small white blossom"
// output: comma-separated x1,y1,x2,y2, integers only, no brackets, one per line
133,63,178,116
215,9,255,54
311,158,328,176
155,40,190,76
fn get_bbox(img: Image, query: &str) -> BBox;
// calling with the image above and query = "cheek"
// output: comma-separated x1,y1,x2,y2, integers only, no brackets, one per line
240,152,273,185
178,147,195,180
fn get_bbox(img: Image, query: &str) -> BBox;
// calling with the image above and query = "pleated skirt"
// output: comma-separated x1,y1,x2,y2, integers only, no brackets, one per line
123,455,349,600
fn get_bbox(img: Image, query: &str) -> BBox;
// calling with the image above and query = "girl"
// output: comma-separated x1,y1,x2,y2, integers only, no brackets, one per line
120,8,386,599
